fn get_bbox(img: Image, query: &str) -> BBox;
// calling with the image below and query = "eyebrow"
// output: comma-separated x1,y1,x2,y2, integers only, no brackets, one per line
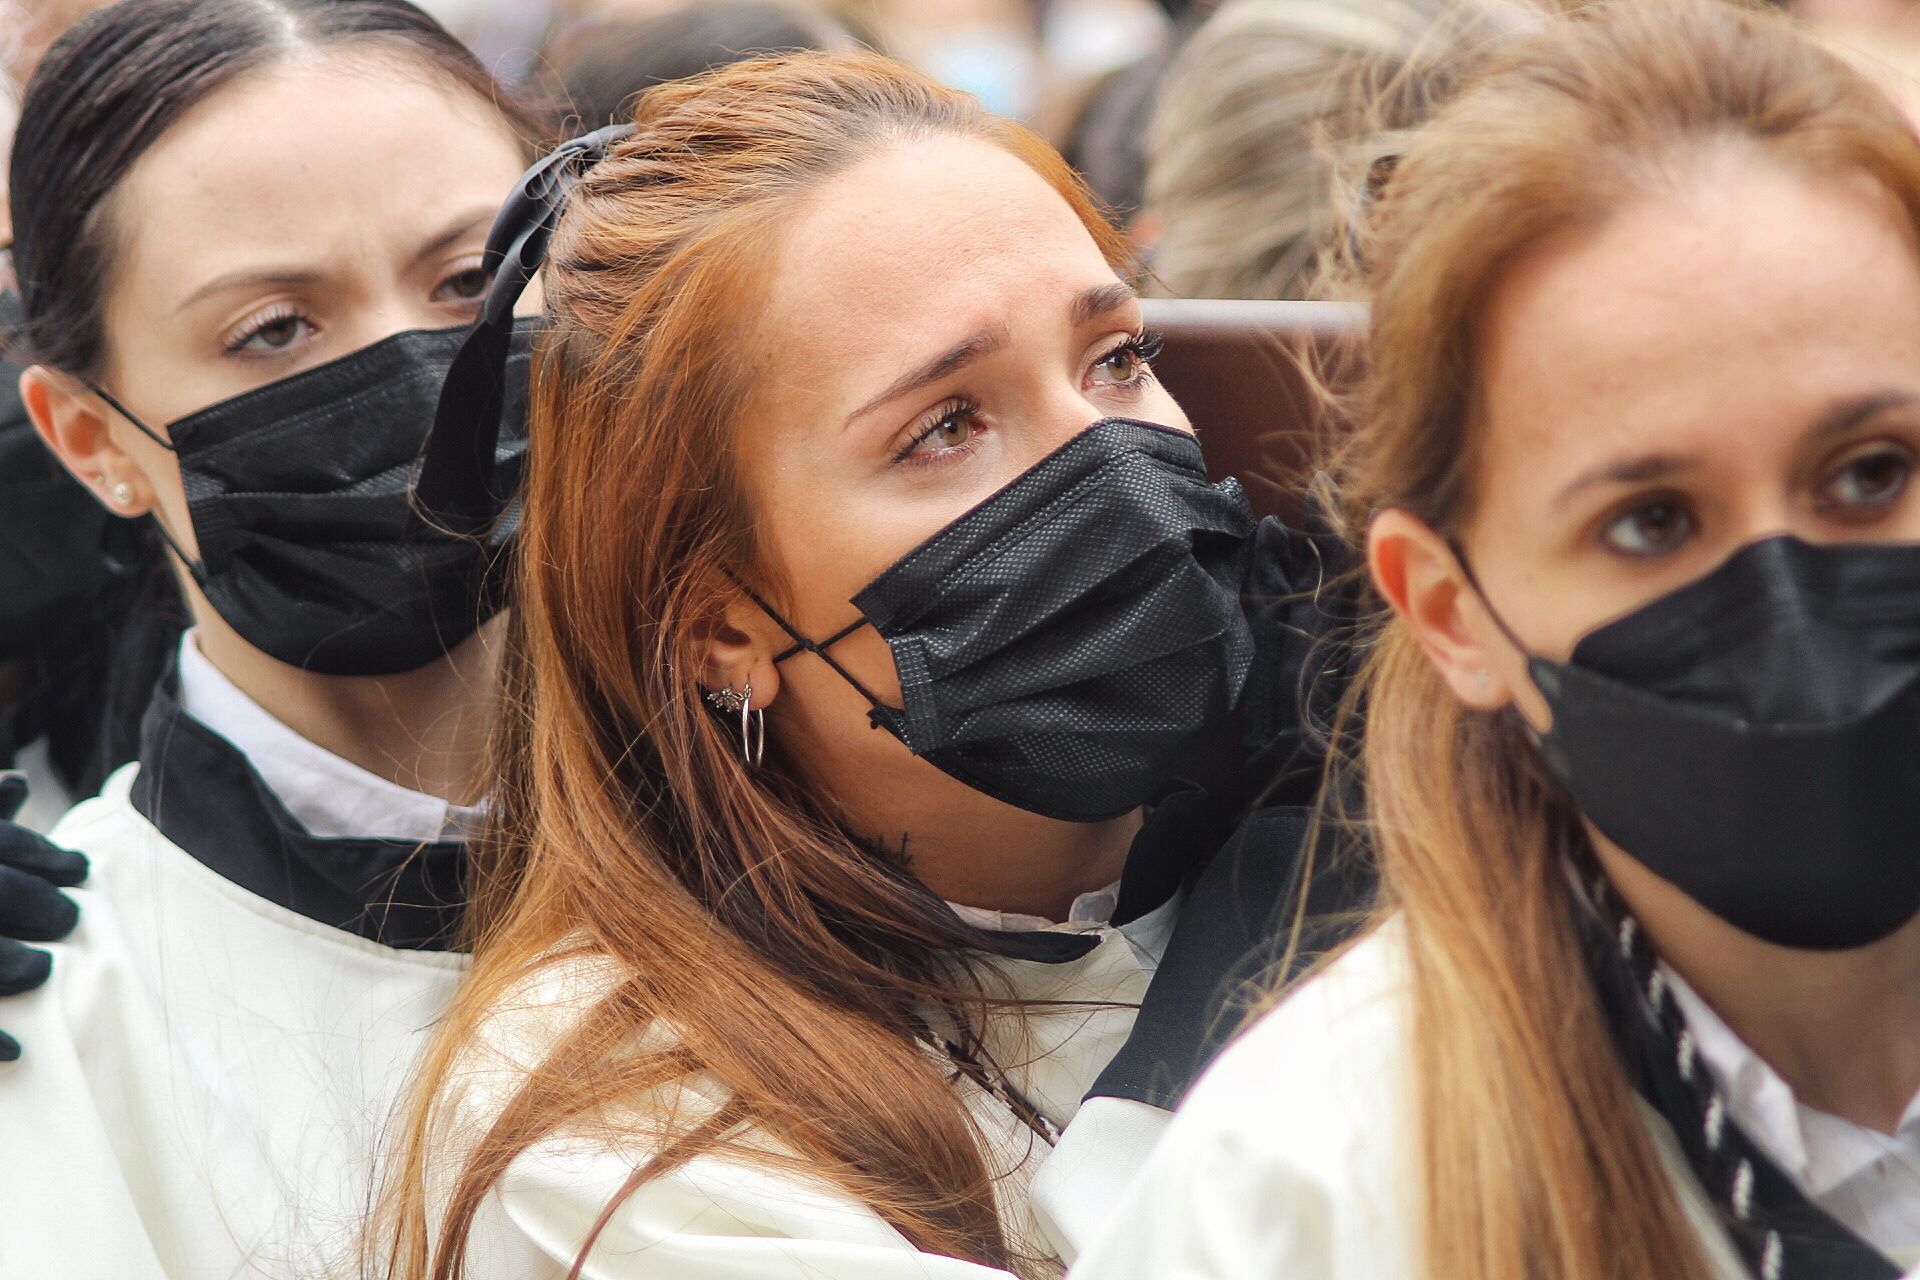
172,206,498,315
1551,390,1920,504
843,280,1141,429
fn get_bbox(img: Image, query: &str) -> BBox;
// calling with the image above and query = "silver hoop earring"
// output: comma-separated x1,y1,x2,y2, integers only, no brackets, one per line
704,683,766,768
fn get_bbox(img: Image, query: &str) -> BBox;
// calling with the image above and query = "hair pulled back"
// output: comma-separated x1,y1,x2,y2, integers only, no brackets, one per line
379,50,1132,1280
9,0,545,376
1324,1,1920,1276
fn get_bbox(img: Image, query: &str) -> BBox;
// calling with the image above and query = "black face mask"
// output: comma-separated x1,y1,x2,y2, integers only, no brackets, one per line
1478,535,1920,951
93,323,535,676
748,418,1257,824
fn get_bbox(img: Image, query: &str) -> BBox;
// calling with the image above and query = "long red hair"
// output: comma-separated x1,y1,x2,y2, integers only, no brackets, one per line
376,51,1133,1280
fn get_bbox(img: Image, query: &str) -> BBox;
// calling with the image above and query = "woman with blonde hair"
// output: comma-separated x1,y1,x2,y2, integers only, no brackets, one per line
1141,0,1522,300
376,47,1258,1280
1076,0,1920,1276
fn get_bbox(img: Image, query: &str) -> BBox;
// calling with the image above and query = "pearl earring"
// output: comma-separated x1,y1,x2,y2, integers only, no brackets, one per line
1474,670,1493,694
110,481,134,507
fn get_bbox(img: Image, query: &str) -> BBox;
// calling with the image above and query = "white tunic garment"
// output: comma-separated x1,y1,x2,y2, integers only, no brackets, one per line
439,898,1177,1279
1068,918,1757,1280
0,640,474,1280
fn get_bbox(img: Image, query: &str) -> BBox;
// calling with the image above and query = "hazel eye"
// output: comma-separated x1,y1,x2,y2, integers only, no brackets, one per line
1600,496,1696,557
921,411,974,451
1817,443,1912,517
1090,345,1142,386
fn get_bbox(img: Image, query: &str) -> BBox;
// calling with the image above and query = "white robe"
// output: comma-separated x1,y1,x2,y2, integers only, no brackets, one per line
438,901,1178,1279
0,764,467,1279
1069,918,1759,1280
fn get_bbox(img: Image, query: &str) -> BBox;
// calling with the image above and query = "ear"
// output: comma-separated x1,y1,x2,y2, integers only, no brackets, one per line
693,586,787,711
19,365,156,518
1368,508,1513,712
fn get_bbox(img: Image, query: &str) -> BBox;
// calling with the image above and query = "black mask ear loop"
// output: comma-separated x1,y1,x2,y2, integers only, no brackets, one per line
416,122,637,536
1443,534,1535,658
729,579,899,731
83,382,205,579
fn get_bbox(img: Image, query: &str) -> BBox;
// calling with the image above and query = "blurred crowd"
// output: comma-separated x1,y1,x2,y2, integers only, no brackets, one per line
5,2,1920,1279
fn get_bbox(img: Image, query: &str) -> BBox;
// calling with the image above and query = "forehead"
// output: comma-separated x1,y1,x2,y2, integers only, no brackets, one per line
756,134,1116,366
106,51,525,294
1475,161,1920,475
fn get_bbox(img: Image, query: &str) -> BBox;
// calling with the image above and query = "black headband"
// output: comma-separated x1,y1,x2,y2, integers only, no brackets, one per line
416,122,637,532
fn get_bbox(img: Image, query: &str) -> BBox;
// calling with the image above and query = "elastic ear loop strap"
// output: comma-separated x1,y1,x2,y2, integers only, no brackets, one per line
733,580,897,723
1446,534,1532,655
86,383,202,572
417,122,637,532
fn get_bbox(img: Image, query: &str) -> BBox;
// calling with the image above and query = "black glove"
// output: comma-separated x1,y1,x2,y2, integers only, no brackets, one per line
0,770,88,1060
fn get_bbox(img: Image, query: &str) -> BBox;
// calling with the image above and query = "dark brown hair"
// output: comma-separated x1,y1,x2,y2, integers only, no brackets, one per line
9,0,549,376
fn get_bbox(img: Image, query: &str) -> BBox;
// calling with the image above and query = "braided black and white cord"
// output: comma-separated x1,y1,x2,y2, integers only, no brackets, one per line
1579,871,1897,1280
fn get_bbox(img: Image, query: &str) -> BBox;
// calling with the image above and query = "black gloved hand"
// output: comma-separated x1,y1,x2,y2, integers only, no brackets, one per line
0,770,88,1061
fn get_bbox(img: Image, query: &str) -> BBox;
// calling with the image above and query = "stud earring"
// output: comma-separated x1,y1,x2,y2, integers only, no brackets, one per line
110,481,134,508
1473,670,1494,695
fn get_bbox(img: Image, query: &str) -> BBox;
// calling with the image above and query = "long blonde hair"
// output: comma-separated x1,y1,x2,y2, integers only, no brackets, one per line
374,51,1134,1280
1326,1,1920,1276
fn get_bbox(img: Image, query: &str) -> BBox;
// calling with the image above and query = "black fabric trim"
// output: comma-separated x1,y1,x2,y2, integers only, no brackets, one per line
972,778,1232,965
1089,803,1371,1109
129,666,467,951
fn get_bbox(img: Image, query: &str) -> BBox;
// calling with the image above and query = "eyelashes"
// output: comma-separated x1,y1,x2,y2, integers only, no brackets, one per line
889,329,1166,467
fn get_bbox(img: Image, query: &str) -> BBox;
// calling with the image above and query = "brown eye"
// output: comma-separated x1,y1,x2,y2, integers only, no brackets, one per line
1600,497,1696,557
254,316,301,348
436,266,490,303
226,308,315,356
1818,444,1912,516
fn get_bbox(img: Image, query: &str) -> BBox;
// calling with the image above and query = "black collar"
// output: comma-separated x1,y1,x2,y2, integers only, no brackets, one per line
130,670,467,951
977,780,1239,965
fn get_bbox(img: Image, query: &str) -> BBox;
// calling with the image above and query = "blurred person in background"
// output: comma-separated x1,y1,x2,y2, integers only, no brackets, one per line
541,0,867,129
1140,0,1522,299
0,1,547,1274
1058,42,1178,232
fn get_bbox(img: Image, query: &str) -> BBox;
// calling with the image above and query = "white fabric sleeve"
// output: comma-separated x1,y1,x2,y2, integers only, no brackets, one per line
1028,1096,1172,1265
463,1134,1029,1280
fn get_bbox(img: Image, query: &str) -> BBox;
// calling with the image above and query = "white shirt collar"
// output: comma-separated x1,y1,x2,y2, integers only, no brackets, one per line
1663,963,1920,1200
946,882,1121,934
174,630,482,843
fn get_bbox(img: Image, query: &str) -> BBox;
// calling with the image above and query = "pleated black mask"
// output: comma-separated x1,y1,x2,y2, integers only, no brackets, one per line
752,418,1257,823
93,322,536,675
1492,535,1920,950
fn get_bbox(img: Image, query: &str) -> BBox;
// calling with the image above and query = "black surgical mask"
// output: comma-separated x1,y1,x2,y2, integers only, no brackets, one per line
1474,535,1920,950
93,322,535,676
750,418,1257,824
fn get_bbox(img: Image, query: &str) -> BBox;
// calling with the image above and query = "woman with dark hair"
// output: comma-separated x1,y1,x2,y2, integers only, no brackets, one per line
0,0,546,1273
